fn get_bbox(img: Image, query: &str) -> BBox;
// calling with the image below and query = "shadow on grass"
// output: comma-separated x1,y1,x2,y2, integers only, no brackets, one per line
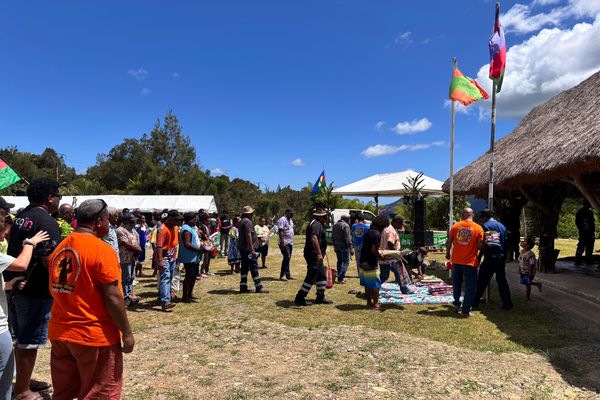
477,279,600,393
207,289,240,295
275,300,310,308
416,306,460,319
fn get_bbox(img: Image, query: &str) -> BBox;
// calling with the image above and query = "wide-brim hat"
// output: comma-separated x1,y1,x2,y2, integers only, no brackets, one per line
241,205,254,215
313,208,327,217
0,197,15,210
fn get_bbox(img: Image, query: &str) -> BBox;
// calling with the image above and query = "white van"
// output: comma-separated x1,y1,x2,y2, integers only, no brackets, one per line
330,209,377,225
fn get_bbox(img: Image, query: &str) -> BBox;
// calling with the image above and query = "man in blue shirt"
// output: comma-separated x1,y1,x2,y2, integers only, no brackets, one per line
473,209,513,310
351,214,369,275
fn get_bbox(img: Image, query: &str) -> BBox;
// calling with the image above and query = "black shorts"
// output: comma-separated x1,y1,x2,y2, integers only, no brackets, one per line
257,244,268,256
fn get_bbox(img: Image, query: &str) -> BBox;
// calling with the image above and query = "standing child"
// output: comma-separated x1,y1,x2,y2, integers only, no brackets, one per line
518,238,542,301
228,217,241,273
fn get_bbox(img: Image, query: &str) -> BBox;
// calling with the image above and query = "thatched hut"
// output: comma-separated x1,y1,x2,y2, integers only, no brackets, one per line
443,70,600,271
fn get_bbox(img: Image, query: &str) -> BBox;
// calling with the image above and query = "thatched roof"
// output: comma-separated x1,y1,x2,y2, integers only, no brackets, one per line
443,70,600,195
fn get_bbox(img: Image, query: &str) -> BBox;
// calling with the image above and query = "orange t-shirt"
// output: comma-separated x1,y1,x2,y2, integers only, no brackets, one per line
157,225,179,259
450,220,484,267
48,232,122,346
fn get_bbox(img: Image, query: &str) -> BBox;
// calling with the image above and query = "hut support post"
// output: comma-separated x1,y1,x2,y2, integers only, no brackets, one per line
521,184,566,273
563,175,600,212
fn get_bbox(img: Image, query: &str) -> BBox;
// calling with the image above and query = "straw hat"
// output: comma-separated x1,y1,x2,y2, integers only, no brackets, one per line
241,205,255,215
313,208,327,217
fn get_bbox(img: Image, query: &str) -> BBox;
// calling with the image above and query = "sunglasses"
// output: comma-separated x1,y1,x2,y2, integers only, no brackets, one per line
95,199,108,220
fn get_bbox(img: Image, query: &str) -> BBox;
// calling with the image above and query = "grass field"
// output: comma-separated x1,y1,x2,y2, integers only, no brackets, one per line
33,237,600,399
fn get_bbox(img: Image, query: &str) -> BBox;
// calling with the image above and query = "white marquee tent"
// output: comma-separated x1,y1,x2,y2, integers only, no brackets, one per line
3,195,218,214
332,169,445,209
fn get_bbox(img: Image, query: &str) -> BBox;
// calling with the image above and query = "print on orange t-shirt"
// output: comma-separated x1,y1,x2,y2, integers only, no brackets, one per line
48,232,122,347
450,220,484,267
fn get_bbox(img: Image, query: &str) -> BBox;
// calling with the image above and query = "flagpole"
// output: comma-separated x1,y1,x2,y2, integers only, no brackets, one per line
488,2,500,211
449,57,456,231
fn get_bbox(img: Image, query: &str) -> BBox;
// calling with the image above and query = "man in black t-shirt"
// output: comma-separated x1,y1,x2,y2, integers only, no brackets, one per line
6,177,61,400
219,214,232,257
294,208,332,306
238,206,267,293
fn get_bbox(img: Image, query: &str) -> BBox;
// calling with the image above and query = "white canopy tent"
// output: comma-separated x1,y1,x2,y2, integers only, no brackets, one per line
332,169,445,209
3,195,218,214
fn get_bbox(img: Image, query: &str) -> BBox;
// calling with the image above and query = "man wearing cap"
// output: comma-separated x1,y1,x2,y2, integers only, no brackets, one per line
48,199,134,399
332,214,353,284
473,209,512,310
154,210,180,311
238,206,267,293
277,208,295,281
0,196,15,219
179,212,202,302
0,197,15,255
116,213,141,307
294,208,333,306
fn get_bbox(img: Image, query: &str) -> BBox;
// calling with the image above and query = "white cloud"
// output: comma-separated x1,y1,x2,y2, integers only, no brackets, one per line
443,99,470,114
394,31,413,45
172,72,180,78
361,141,445,158
475,13,600,119
210,168,225,176
374,121,385,131
422,34,446,44
141,88,151,96
502,4,568,34
532,0,562,6
502,0,600,34
128,68,149,81
391,118,432,135
290,158,305,167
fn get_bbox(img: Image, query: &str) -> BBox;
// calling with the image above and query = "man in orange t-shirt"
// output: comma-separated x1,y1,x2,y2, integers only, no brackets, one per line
154,209,181,311
446,208,484,317
49,199,134,399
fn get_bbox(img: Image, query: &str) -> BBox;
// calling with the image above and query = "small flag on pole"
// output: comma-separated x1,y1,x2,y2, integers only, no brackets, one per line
489,4,506,92
311,170,327,199
0,158,21,191
449,68,489,106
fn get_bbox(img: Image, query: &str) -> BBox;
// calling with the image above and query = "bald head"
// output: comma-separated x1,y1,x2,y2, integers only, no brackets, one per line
58,203,74,222
462,207,474,221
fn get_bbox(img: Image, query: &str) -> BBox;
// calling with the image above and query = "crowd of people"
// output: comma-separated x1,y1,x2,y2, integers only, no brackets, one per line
0,176,580,399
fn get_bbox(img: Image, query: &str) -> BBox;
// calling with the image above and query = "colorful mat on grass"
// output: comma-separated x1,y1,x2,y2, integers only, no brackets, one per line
379,281,456,305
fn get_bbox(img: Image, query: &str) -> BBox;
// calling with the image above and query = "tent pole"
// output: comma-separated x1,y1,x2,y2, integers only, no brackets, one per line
375,194,379,214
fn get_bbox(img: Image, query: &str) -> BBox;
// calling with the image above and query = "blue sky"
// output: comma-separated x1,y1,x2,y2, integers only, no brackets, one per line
2,0,599,194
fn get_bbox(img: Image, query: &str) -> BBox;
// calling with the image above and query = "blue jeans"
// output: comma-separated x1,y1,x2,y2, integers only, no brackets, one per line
120,261,135,300
334,246,350,282
159,259,176,303
380,263,410,293
0,330,14,400
280,244,293,278
452,264,478,314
